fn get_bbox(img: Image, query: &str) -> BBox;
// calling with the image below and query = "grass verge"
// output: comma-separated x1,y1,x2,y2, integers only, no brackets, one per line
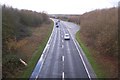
76,30,106,78
22,21,54,78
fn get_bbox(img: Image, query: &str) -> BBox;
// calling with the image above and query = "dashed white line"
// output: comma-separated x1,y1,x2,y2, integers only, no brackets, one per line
62,45,64,48
62,72,64,80
35,75,38,80
62,56,64,62
66,27,91,79
62,40,64,43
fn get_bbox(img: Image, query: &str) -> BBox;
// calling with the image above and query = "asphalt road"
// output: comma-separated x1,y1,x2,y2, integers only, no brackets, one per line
30,19,96,79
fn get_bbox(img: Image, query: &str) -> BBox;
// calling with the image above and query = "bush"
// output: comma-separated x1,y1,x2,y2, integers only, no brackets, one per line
2,5,50,78
80,7,118,57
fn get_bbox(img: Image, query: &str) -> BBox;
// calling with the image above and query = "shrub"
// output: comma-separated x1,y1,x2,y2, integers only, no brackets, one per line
80,7,118,57
2,5,50,78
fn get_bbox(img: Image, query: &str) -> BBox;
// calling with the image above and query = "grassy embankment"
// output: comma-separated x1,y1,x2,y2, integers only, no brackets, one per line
73,7,118,78
76,31,106,77
22,21,54,78
2,5,53,78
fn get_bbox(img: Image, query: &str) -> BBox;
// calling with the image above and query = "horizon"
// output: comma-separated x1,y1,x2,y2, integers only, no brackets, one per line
0,0,118,14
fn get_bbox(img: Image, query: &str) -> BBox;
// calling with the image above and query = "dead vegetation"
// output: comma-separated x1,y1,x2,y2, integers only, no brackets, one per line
2,5,52,78
3,23,52,78
80,7,118,78
67,7,118,78
16,24,52,62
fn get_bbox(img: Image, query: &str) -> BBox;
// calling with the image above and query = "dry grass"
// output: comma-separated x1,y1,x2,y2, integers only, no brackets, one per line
68,16,80,24
79,7,118,78
93,53,118,78
3,23,52,78
67,7,118,78
2,5,51,78
16,23,51,62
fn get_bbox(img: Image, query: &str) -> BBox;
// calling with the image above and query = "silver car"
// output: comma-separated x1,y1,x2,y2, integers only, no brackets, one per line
64,34,70,40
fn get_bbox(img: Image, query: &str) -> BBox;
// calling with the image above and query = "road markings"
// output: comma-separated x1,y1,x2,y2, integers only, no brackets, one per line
35,75,38,80
62,56,64,62
62,40,64,43
43,44,49,54
30,19,56,79
62,72,64,80
65,25,91,79
73,38,91,79
62,45,64,48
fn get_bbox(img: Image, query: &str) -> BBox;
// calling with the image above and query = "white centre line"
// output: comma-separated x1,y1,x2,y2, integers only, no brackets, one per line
62,72,64,80
62,45,64,48
62,40,64,43
62,56,64,62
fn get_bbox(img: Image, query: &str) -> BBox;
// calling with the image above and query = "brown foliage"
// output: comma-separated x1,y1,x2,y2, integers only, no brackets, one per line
80,7,118,57
68,16,80,24
2,5,51,78
67,7,118,77
16,23,51,62
80,7,118,77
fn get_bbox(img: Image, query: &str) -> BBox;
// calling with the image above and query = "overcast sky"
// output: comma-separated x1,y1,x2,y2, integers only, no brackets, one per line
0,0,119,14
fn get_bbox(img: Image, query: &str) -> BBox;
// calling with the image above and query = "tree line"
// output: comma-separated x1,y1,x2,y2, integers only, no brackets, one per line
2,5,50,77
62,7,118,57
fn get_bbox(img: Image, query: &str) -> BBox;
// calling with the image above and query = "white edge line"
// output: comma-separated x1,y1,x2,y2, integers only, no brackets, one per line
73,39,91,79
33,19,55,79
65,25,91,79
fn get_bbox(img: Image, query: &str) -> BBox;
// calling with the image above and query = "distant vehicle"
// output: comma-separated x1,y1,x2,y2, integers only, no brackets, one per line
56,25,59,28
64,34,70,40
56,22,59,28
58,19,60,22
56,22,58,25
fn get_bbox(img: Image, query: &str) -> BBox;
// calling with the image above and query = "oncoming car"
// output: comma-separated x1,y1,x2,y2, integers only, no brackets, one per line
64,34,70,40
